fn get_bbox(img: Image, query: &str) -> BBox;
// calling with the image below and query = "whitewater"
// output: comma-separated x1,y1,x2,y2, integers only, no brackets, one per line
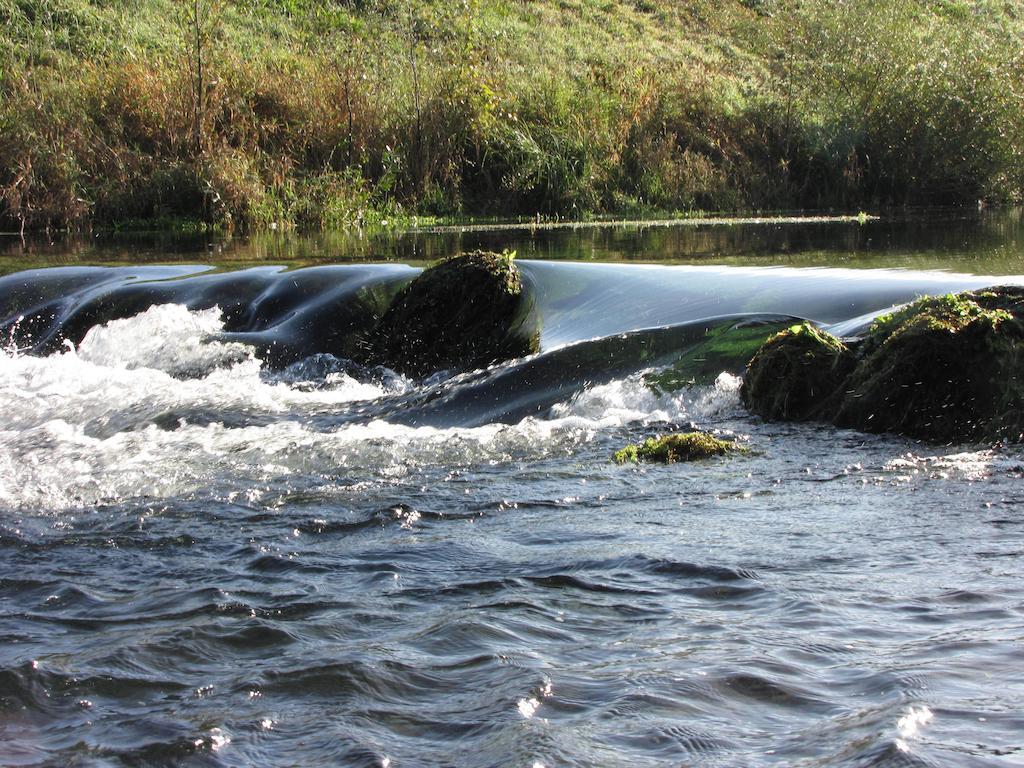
0,245,1022,766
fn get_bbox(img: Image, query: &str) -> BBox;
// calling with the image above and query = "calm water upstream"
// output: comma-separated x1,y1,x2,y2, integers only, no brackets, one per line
0,211,1022,767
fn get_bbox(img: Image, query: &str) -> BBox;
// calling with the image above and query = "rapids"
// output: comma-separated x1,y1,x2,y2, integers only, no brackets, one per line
1,215,1023,766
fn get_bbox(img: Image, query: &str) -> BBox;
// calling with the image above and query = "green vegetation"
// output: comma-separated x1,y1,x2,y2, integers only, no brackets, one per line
834,288,1024,442
743,288,1024,443
645,319,793,392
2,0,1022,233
742,321,856,421
613,431,743,464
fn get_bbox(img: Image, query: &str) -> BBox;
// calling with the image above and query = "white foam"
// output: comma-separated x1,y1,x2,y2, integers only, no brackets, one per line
76,304,250,375
550,371,743,426
0,306,744,511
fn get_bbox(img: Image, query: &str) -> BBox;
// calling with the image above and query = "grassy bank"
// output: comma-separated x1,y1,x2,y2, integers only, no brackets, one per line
1,0,1022,233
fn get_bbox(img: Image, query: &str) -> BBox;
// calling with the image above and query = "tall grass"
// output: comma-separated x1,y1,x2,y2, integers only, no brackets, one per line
0,0,1021,233
752,0,1024,208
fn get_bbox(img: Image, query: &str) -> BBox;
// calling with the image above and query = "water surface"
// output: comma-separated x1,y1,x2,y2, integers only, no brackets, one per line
1,212,1022,767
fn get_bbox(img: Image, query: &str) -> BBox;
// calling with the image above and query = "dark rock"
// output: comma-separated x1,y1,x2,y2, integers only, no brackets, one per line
364,250,539,378
742,287,1024,443
835,288,1024,442
741,321,856,421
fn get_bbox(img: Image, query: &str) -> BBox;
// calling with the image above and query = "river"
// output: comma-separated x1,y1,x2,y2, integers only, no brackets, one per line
0,211,1022,766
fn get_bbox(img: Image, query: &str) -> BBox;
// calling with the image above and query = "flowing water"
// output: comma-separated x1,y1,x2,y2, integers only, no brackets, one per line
1,212,1023,767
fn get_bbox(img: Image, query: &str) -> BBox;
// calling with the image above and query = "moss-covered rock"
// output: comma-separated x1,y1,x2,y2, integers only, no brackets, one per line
741,321,857,421
741,287,1024,443
835,288,1024,442
613,431,743,464
364,250,540,377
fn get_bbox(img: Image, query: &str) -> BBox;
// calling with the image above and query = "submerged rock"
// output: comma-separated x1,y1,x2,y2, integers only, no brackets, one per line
364,250,539,378
742,287,1024,443
613,432,743,464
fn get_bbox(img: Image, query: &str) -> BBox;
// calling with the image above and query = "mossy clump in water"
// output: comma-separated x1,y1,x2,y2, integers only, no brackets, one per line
741,322,857,421
365,250,540,377
742,287,1024,443
835,288,1024,442
613,432,743,464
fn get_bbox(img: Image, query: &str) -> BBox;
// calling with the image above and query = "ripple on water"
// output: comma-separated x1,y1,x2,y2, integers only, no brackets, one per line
1,277,1023,766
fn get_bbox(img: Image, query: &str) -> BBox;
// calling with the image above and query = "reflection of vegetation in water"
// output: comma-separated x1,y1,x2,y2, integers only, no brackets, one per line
645,319,794,392
2,209,1023,277
1,1,1021,233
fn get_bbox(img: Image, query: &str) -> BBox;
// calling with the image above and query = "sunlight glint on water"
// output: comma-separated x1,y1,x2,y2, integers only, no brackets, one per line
0,243,1022,767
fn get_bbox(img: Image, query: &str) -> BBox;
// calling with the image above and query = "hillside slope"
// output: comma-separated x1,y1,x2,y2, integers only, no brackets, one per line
1,0,1021,232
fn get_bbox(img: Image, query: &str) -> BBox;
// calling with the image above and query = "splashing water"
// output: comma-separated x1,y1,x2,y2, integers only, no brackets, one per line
0,258,1022,767
0,306,748,511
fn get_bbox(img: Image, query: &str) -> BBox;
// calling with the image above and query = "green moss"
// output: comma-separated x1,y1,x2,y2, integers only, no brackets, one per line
835,287,1024,443
645,319,794,393
867,292,1012,352
742,287,1024,443
741,321,856,422
613,431,743,464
